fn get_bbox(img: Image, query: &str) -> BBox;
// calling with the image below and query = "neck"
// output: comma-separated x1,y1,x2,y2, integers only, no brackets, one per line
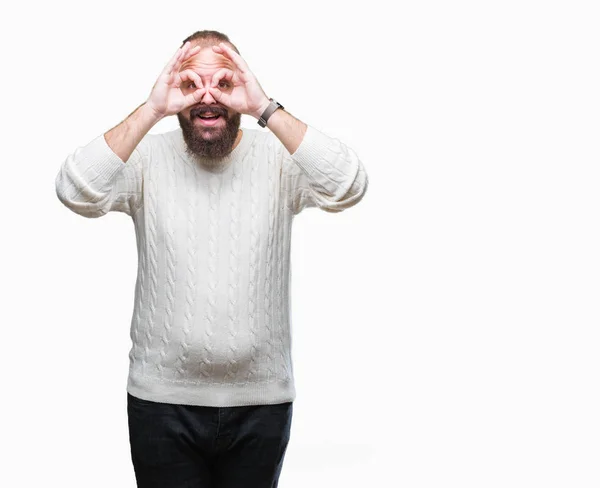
233,129,243,149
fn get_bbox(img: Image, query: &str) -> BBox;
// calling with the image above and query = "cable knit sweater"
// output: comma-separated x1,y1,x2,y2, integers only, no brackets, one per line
55,123,368,407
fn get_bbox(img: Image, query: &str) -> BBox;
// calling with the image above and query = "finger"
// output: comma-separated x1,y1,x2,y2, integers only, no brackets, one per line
213,42,249,74
180,44,201,64
172,42,196,76
174,69,203,90
186,70,204,89
162,50,182,78
184,87,206,108
210,68,234,88
162,42,189,77
208,86,231,107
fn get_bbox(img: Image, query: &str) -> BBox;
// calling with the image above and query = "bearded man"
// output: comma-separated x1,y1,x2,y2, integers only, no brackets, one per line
55,29,369,488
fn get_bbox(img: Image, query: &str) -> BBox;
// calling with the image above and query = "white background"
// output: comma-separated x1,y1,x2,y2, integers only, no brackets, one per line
1,0,599,486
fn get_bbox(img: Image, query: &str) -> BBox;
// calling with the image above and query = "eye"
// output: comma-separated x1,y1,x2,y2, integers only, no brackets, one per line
218,81,230,88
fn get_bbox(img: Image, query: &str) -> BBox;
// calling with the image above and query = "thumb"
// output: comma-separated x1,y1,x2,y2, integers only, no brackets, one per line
183,87,206,110
208,86,230,107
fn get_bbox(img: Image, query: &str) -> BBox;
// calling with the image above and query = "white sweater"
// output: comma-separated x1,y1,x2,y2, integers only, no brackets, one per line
55,123,369,407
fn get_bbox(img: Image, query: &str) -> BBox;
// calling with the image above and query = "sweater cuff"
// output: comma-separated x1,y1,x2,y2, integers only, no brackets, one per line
289,124,337,177
79,133,128,183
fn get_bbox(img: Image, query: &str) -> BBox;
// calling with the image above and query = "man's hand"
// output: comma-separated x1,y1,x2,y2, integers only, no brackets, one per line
145,41,208,119
207,42,271,119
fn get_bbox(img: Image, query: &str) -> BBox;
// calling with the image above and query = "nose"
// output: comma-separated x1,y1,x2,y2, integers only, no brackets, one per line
200,88,217,105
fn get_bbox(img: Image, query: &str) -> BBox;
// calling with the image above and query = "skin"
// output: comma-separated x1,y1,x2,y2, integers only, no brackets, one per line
205,42,307,156
176,45,243,165
177,45,238,129
104,40,306,170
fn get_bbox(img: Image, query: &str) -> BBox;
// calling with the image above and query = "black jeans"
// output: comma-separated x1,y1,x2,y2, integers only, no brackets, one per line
127,392,293,488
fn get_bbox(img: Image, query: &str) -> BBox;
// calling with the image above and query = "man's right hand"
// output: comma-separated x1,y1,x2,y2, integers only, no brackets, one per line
145,41,206,119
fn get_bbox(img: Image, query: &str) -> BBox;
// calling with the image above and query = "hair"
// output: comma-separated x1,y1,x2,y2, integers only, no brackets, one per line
180,30,240,55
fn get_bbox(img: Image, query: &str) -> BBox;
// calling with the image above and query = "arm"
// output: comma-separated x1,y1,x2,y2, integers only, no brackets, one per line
54,102,161,218
55,41,207,219
204,42,369,214
265,107,369,214
105,101,162,163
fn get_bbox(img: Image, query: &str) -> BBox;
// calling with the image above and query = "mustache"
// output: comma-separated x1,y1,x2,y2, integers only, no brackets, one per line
190,106,227,118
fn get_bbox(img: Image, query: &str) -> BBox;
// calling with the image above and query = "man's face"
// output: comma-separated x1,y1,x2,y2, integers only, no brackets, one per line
176,45,241,166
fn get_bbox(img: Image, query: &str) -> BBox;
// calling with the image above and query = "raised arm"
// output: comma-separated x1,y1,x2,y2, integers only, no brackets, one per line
205,42,369,215
55,41,208,218
54,102,161,218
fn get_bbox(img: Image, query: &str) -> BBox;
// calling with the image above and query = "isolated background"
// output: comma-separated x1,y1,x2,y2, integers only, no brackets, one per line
1,0,599,486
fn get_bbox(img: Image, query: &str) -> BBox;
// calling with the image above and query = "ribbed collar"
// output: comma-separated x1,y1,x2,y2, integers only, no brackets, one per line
167,126,253,173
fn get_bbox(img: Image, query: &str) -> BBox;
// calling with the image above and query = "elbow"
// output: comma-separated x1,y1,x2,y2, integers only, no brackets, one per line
55,134,131,218
55,188,108,219
54,166,109,219
342,160,369,207
316,159,369,213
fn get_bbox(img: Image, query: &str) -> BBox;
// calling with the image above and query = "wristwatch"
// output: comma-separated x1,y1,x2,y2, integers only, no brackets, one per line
257,98,284,127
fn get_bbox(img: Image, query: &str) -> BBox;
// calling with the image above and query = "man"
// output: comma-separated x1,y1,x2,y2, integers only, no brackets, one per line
55,30,368,488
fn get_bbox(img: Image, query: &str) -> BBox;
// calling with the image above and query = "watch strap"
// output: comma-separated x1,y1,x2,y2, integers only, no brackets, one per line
258,98,284,127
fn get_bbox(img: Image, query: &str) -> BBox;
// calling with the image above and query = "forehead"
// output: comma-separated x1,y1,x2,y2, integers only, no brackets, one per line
179,47,235,75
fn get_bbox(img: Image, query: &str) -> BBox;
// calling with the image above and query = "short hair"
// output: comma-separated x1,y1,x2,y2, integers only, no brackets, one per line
180,30,240,55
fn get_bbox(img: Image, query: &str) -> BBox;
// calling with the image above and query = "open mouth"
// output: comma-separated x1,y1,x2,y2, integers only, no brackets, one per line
194,112,225,127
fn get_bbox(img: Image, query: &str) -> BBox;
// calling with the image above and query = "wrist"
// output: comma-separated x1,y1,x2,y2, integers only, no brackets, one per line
253,98,271,120
142,102,165,125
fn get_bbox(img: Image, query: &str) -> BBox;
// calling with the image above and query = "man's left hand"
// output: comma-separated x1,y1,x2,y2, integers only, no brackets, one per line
208,42,271,120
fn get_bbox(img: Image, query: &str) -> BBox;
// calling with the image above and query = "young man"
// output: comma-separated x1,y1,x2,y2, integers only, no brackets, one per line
55,30,368,488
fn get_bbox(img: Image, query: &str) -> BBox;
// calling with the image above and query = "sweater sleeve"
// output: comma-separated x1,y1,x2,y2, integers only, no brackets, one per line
280,124,369,215
55,133,149,218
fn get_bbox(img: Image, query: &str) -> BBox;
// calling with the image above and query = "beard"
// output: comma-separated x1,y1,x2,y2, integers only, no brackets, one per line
177,108,242,169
